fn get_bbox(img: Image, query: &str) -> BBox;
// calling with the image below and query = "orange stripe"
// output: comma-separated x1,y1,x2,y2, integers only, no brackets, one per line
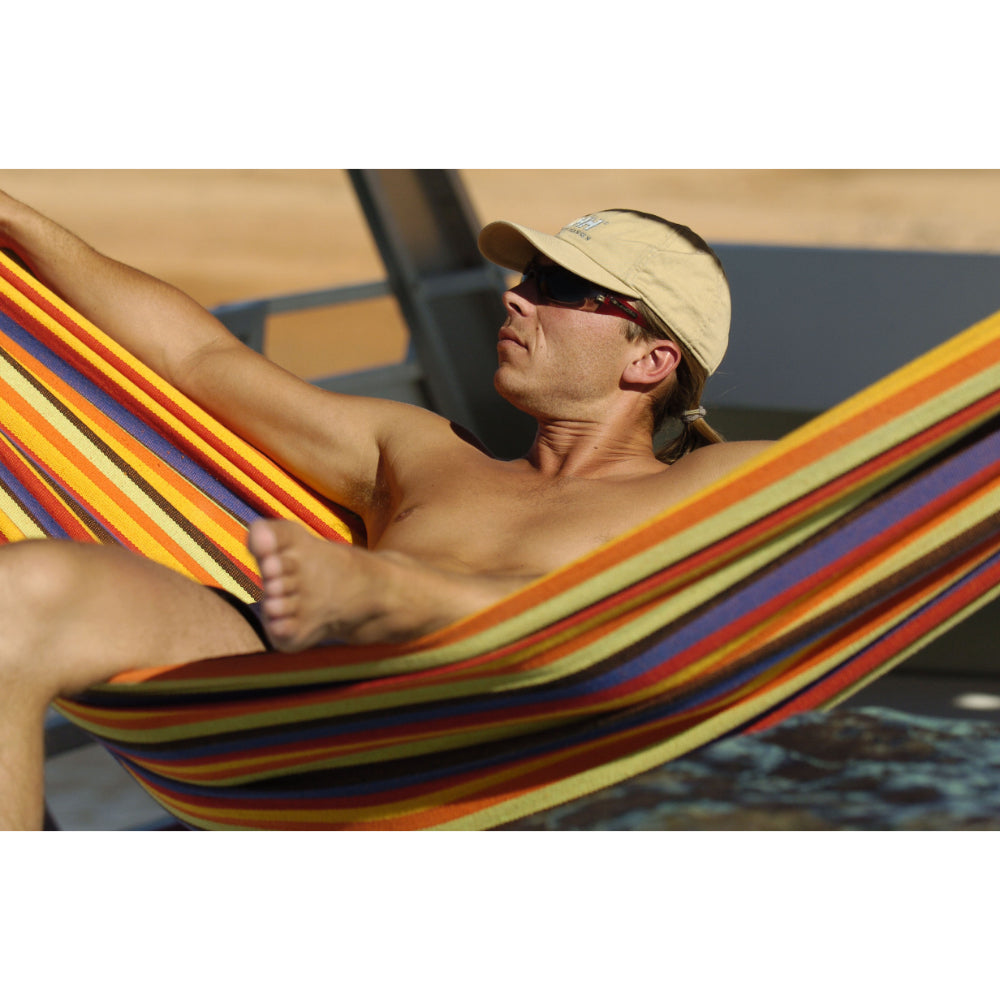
8,336,253,549
2,388,220,581
6,356,254,577
2,263,357,542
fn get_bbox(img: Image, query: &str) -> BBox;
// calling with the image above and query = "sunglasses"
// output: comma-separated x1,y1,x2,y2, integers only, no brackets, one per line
519,260,649,329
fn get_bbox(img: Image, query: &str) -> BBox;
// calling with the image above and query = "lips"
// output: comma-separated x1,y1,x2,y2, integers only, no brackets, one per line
498,329,526,348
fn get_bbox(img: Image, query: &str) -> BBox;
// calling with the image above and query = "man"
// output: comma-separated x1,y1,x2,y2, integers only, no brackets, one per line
0,194,769,828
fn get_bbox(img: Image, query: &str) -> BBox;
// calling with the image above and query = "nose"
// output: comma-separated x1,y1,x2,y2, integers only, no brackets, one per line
502,278,537,318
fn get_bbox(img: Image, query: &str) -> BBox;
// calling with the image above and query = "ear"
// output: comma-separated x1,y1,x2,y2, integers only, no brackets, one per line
621,340,681,387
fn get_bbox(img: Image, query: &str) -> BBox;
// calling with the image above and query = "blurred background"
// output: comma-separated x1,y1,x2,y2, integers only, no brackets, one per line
3,168,999,381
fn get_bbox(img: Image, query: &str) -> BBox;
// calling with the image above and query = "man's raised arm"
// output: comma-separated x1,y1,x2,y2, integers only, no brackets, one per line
0,190,429,518
0,190,238,383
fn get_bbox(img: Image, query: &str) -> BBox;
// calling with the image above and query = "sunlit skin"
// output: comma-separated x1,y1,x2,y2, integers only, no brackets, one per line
0,192,769,827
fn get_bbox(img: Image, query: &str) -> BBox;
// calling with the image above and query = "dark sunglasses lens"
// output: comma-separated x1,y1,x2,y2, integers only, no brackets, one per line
538,267,594,305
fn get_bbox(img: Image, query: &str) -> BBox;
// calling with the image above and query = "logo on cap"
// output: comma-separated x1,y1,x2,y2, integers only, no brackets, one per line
562,215,607,239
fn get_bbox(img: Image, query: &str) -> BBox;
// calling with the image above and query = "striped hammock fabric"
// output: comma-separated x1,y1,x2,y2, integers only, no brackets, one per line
2,252,1000,830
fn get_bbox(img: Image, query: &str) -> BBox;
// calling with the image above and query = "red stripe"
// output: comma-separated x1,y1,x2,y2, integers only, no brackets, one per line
746,533,1000,729
1,261,353,539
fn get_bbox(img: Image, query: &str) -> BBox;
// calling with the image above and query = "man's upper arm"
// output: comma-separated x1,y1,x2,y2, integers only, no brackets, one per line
0,193,427,514
180,338,431,516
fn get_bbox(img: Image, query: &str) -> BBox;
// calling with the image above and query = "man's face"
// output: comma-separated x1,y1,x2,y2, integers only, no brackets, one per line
494,256,639,421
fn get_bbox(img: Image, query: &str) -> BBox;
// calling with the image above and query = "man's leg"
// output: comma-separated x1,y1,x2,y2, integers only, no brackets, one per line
0,540,266,830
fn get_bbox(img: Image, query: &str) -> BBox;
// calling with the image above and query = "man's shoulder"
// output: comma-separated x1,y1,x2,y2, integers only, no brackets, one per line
654,439,774,494
378,405,496,466
681,440,774,471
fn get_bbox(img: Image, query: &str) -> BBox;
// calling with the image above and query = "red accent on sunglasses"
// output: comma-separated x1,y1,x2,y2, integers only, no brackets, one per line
520,261,648,330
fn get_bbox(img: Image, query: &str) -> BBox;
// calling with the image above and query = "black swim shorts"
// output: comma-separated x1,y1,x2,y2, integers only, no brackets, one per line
208,587,273,651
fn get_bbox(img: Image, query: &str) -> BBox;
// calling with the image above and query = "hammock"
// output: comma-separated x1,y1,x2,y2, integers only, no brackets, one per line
2,253,999,830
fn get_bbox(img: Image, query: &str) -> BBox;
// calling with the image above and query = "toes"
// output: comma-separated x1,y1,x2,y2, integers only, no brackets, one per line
258,592,302,649
250,520,302,596
246,519,280,560
257,552,293,597
261,590,297,620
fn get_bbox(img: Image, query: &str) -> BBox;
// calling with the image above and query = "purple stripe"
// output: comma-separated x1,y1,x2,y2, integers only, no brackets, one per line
0,434,70,537
0,309,262,524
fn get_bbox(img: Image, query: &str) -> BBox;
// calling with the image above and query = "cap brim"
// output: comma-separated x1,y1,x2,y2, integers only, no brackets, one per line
478,221,638,298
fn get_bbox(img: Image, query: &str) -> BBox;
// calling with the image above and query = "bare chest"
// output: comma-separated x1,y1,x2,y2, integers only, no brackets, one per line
368,458,669,576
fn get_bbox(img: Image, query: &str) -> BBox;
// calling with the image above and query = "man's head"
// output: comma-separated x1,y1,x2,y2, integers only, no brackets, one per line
478,209,730,377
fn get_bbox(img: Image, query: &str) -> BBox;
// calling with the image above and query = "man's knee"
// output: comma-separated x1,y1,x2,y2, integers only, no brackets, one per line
0,540,94,616
0,539,263,697
0,540,115,696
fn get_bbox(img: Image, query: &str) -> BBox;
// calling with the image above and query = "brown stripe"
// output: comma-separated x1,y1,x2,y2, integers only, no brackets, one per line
0,340,261,597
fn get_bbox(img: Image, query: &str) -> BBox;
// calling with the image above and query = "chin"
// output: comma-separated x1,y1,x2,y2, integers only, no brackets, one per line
493,366,518,400
494,369,541,417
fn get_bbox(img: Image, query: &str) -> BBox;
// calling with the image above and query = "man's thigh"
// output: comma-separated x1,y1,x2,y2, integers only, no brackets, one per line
0,539,267,697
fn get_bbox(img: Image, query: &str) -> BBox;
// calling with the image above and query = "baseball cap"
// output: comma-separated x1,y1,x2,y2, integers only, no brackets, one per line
478,209,730,375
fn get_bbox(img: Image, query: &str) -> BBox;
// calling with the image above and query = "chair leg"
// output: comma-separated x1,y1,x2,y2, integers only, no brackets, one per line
42,802,60,831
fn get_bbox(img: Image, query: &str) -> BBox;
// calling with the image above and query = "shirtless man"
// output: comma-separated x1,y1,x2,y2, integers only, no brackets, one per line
0,195,768,828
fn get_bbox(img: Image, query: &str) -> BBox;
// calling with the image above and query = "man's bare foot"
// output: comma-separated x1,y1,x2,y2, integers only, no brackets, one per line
246,520,513,650
248,520,368,650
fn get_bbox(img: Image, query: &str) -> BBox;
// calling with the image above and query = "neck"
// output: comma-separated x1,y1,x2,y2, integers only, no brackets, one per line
524,417,662,480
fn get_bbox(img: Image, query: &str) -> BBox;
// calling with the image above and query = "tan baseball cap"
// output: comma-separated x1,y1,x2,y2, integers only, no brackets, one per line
478,209,731,375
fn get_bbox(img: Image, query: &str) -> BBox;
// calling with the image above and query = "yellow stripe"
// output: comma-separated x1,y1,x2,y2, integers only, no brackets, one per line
4,268,354,538
5,372,203,571
4,341,264,594
37,371,251,552
0,495,34,540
